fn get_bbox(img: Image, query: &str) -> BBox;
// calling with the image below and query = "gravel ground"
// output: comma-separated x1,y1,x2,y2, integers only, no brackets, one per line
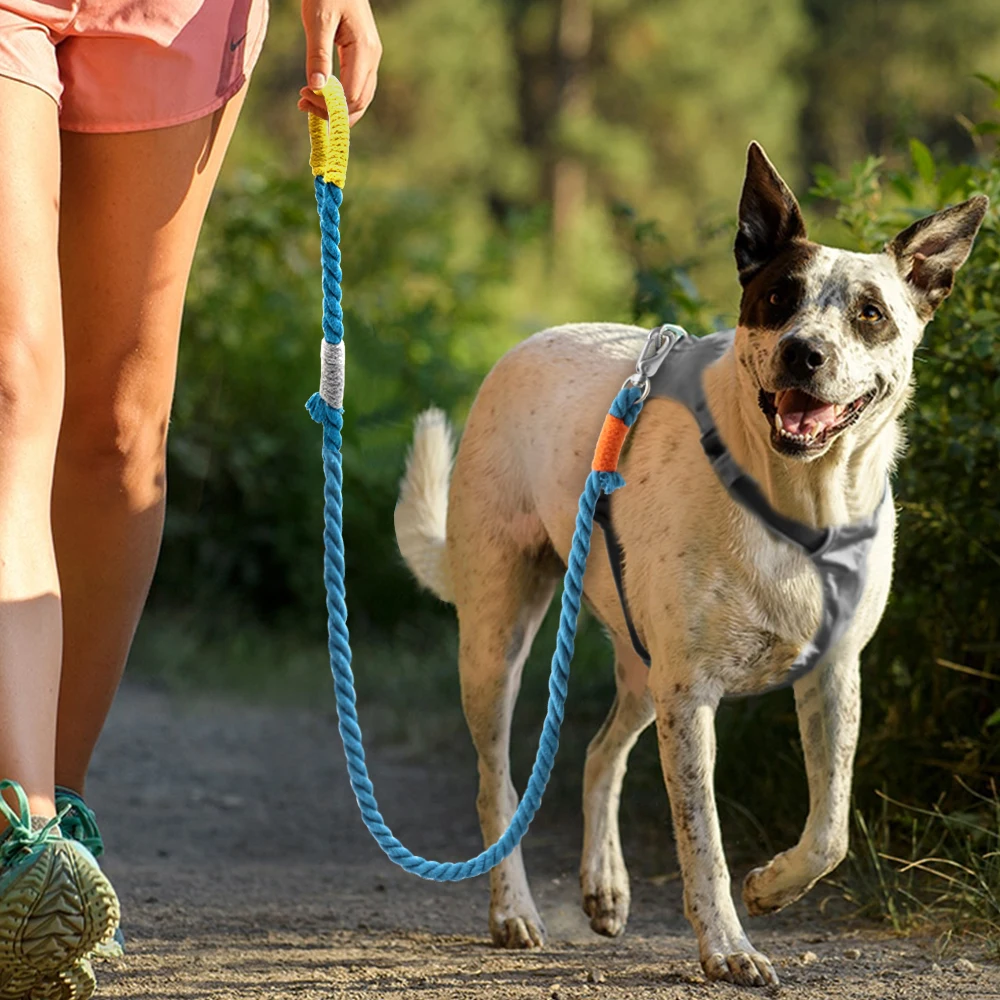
85,685,1000,999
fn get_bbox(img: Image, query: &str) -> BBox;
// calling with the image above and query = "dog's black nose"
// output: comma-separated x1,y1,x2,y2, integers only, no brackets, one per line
781,337,827,379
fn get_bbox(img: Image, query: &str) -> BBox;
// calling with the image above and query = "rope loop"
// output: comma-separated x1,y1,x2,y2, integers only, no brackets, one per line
308,77,350,188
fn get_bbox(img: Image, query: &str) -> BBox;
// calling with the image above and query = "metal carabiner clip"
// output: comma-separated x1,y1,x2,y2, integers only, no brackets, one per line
622,324,687,402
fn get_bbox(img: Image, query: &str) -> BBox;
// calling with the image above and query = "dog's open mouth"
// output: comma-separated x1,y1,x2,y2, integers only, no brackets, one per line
758,387,875,453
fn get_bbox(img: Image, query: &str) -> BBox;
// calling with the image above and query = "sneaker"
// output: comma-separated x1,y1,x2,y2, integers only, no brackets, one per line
0,780,120,1000
53,789,125,962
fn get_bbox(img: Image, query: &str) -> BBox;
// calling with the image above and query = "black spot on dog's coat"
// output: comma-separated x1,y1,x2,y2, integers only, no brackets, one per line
738,241,819,331
851,283,899,345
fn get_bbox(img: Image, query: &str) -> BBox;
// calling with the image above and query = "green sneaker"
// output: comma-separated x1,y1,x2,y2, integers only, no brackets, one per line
0,780,120,1000
53,789,125,962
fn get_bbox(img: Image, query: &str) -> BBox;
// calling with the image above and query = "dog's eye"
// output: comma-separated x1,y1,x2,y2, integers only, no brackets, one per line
768,290,783,306
860,303,884,322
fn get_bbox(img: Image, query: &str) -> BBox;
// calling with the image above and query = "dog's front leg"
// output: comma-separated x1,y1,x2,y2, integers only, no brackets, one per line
654,679,779,987
742,654,861,915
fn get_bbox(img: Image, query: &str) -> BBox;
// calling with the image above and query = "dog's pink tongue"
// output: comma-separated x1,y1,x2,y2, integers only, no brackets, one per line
777,389,837,435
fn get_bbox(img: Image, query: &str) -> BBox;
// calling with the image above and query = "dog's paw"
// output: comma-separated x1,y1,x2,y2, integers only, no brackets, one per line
743,862,791,916
742,854,823,916
489,910,546,949
703,949,780,988
582,885,629,937
580,842,631,937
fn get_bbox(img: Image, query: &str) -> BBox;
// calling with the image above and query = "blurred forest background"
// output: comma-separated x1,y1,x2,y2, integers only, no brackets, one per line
134,0,1000,941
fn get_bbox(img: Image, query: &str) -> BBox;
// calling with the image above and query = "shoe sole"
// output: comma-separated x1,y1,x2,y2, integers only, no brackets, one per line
0,840,119,1000
86,922,124,962
0,957,96,1000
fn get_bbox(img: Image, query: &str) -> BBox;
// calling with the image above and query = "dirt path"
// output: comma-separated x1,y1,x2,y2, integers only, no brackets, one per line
89,684,998,999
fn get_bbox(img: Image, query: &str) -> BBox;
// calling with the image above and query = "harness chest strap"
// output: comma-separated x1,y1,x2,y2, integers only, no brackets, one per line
594,327,889,694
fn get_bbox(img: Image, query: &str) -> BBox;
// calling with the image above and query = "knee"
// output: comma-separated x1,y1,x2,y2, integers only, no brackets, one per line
0,321,63,437
59,391,170,507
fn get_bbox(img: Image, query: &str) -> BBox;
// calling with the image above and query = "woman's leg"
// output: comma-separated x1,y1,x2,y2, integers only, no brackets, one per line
0,77,65,820
52,87,249,794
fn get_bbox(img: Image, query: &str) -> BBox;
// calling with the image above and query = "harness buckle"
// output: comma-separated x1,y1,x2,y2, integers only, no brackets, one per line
622,324,687,401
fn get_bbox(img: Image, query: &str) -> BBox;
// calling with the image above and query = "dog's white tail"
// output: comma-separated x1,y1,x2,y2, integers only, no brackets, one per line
394,408,456,603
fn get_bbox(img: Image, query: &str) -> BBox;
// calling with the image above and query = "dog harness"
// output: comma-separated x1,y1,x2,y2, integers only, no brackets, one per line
593,325,891,692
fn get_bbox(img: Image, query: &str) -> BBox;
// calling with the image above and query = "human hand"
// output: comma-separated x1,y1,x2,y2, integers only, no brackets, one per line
297,0,382,126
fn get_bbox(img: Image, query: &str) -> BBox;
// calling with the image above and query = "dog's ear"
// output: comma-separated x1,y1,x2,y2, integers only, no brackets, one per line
886,195,989,316
734,142,807,287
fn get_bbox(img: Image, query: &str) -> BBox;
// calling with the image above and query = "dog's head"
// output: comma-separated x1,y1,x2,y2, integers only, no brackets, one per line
734,142,988,460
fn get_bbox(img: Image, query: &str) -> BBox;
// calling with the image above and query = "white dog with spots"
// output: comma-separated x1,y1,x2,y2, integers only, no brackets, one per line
393,143,987,987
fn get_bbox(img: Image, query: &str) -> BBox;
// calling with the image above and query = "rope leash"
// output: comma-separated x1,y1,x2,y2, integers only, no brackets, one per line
304,79,658,881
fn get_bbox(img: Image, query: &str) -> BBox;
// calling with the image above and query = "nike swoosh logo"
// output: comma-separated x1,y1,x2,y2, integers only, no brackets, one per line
229,32,247,52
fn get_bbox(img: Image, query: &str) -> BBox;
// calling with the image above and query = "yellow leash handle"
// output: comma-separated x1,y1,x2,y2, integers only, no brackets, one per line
308,77,351,189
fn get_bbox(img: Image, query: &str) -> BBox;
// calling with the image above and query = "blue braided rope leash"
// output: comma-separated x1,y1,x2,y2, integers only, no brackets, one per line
303,79,660,882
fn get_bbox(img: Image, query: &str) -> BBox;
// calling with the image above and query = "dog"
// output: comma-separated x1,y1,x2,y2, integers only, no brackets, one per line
392,142,987,987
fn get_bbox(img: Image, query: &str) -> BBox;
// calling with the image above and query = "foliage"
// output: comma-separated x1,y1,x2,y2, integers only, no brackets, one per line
611,202,718,334
798,0,1000,173
835,784,1000,954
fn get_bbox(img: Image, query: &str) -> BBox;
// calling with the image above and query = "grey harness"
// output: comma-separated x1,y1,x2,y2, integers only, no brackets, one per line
594,326,891,694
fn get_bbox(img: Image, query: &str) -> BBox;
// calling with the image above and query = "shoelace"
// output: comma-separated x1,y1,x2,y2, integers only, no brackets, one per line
54,786,104,859
0,779,69,867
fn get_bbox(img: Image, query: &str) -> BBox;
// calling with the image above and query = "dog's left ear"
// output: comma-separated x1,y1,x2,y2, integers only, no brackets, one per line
887,195,989,316
735,141,808,287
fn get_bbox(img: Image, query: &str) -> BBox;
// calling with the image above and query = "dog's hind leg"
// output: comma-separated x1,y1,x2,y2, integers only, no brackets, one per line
742,654,861,916
580,640,654,937
455,543,558,949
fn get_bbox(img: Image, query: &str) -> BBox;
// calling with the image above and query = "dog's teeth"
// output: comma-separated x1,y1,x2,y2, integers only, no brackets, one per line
774,413,782,433
776,425,823,446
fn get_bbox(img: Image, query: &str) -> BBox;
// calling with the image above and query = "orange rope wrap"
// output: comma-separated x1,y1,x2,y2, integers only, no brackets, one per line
592,414,630,473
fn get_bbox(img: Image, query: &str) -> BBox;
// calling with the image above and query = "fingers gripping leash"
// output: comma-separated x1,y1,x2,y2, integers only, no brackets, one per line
304,78,679,880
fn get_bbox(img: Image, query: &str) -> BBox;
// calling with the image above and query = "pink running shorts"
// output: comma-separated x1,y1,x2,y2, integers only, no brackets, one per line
0,0,268,132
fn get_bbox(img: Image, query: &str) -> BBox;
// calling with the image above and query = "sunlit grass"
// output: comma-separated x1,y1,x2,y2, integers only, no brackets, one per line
832,783,1000,955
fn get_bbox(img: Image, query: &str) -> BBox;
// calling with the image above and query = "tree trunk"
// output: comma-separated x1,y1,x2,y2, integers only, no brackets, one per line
551,0,593,246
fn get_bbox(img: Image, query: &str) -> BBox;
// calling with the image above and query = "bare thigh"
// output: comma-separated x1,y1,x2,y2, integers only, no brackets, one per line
56,88,249,494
